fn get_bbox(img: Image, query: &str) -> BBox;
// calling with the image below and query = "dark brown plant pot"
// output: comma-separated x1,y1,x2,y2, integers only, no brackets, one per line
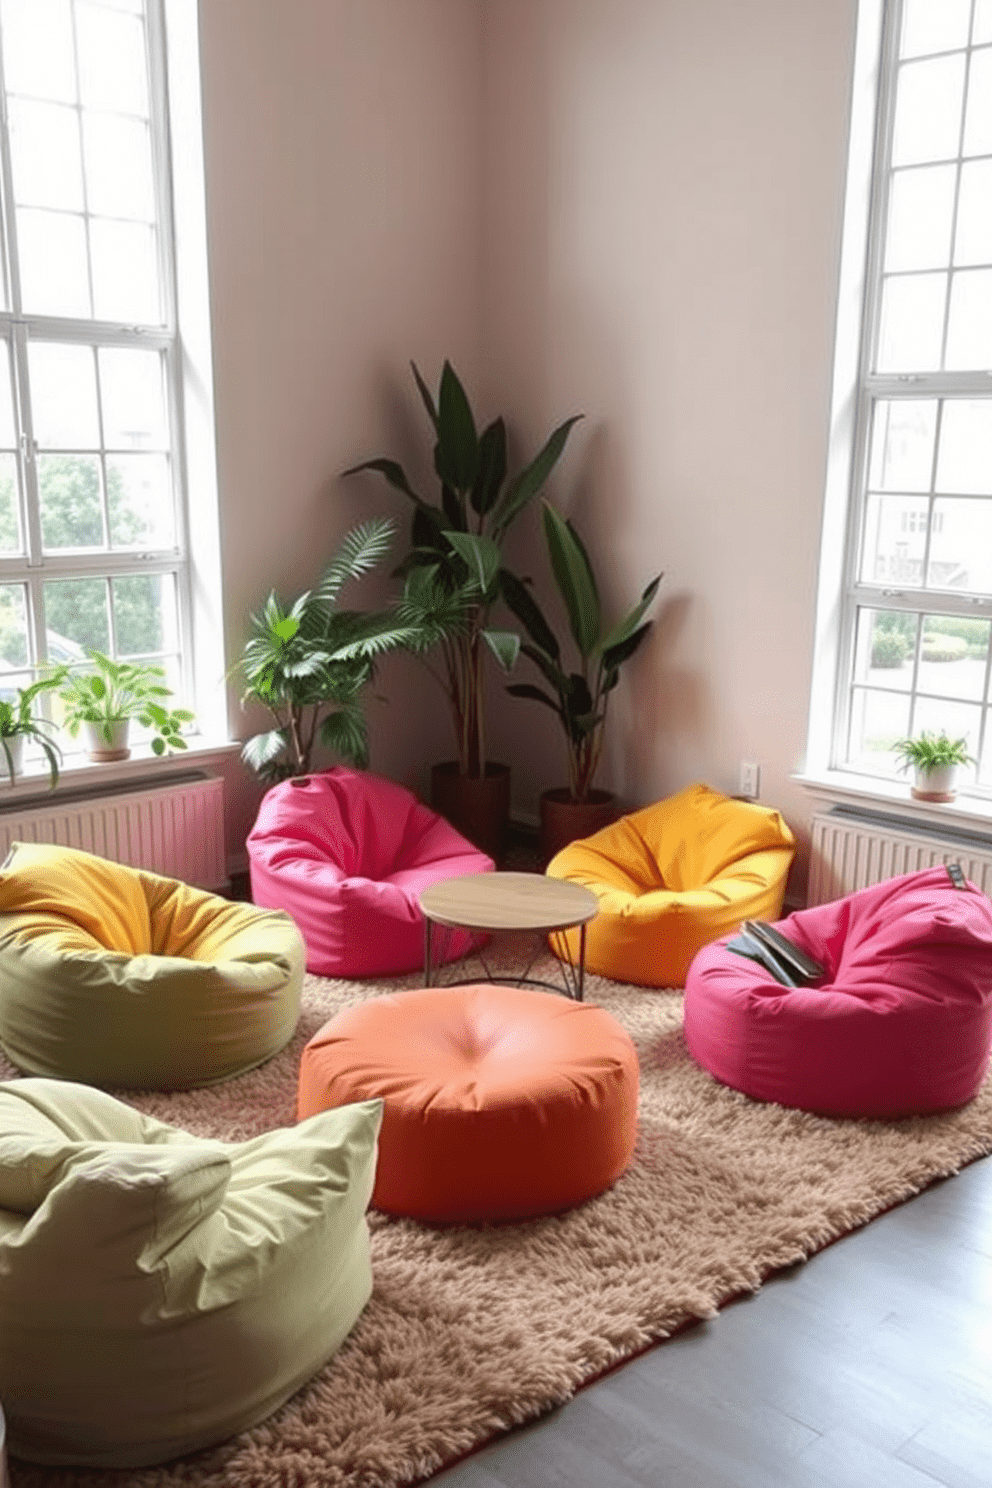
539,786,618,865
431,761,511,865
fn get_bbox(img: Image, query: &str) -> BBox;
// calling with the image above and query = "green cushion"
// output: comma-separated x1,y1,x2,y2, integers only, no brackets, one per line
0,842,305,1089
0,1078,382,1467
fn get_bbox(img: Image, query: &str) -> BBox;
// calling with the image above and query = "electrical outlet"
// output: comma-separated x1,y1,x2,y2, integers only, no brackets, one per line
739,760,760,799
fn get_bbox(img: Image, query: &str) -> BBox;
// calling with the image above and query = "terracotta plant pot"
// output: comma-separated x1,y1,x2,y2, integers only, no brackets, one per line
82,719,131,763
539,787,618,864
431,761,511,865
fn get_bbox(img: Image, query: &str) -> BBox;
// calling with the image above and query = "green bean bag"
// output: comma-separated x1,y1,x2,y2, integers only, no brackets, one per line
0,841,304,1089
0,1078,382,1467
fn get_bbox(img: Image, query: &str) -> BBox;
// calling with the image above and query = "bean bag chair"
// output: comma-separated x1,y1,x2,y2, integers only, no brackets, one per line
247,767,494,977
546,782,795,987
0,841,303,1090
0,1077,382,1467
684,866,992,1117
297,983,639,1222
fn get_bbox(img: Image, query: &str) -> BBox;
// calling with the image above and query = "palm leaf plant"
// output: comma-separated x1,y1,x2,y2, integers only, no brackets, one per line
236,516,425,782
504,501,661,803
345,361,581,777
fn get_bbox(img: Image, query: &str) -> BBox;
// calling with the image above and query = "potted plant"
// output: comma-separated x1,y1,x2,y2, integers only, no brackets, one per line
58,651,195,762
345,360,581,859
504,501,661,861
235,517,424,782
893,730,975,802
0,676,66,787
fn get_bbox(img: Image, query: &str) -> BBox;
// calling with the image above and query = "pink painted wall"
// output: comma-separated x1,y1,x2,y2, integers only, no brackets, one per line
196,0,860,890
196,0,484,833
479,0,858,891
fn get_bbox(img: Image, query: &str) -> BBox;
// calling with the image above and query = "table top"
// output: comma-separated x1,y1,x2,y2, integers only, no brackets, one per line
419,871,599,933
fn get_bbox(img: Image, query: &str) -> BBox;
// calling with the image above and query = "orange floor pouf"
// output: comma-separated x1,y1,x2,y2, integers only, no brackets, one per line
297,984,639,1223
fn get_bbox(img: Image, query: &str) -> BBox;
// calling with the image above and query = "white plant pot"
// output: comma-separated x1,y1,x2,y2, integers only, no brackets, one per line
1,732,24,782
83,718,131,762
911,762,958,802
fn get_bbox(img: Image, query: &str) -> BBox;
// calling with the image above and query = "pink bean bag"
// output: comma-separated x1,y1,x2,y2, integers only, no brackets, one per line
247,768,493,977
684,867,992,1118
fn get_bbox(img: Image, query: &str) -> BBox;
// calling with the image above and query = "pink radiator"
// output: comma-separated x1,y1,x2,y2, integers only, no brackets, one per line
0,770,227,890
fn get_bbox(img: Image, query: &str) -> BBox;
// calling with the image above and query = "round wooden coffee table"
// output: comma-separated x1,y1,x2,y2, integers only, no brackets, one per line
419,871,599,999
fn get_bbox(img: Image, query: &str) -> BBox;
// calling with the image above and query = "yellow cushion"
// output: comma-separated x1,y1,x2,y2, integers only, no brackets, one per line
0,1078,382,1468
546,782,796,987
0,842,304,1089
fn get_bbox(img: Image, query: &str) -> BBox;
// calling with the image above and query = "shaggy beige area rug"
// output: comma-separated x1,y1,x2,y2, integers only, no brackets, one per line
6,943,992,1488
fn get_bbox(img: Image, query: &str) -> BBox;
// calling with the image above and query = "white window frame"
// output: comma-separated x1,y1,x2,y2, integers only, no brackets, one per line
0,0,229,776
804,0,992,822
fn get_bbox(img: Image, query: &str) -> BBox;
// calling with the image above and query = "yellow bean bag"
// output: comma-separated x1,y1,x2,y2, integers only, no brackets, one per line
0,841,304,1089
0,1078,382,1467
546,782,796,988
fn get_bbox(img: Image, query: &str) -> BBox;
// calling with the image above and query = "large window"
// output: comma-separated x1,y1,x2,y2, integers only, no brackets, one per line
0,0,191,746
830,0,992,797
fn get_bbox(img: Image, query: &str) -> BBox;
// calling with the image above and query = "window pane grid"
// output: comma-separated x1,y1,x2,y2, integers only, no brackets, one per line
0,0,192,737
842,7,992,798
0,0,164,326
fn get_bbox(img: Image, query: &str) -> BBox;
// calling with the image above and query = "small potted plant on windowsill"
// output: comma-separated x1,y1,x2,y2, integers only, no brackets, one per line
0,676,66,788
58,651,195,762
893,730,975,803
504,500,661,861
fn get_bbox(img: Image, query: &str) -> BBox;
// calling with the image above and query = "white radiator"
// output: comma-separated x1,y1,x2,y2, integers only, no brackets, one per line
808,806,992,906
0,769,227,891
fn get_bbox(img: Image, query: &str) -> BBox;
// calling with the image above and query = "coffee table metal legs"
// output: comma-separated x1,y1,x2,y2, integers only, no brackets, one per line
424,918,434,988
422,917,587,1000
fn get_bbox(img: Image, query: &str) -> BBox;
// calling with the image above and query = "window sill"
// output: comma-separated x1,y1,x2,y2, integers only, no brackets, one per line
0,736,243,808
793,768,992,837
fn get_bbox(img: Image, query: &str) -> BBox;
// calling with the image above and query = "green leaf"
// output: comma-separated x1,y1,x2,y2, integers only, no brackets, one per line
520,641,570,696
482,628,520,672
341,457,421,504
320,706,369,768
498,569,559,660
471,418,507,517
446,532,501,597
602,620,653,674
435,361,479,493
242,729,289,772
440,480,466,531
272,616,299,643
410,503,453,552
506,682,561,713
599,574,662,653
312,516,395,609
542,501,600,658
410,360,439,433
490,415,583,537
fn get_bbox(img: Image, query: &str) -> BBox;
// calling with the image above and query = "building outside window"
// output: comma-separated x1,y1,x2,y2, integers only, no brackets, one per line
0,0,206,758
813,0,992,799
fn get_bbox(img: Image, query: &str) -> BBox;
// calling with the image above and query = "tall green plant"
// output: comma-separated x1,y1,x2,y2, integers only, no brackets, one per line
504,502,661,802
345,361,581,777
235,517,422,782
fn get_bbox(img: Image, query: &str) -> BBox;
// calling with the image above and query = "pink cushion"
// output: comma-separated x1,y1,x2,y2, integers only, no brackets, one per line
684,867,992,1117
246,768,494,977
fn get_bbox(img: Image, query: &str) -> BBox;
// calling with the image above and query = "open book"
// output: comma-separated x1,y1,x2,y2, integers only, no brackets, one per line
726,919,826,988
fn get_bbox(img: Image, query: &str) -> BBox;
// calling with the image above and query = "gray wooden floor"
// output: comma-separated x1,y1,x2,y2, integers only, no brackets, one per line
434,1152,992,1488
